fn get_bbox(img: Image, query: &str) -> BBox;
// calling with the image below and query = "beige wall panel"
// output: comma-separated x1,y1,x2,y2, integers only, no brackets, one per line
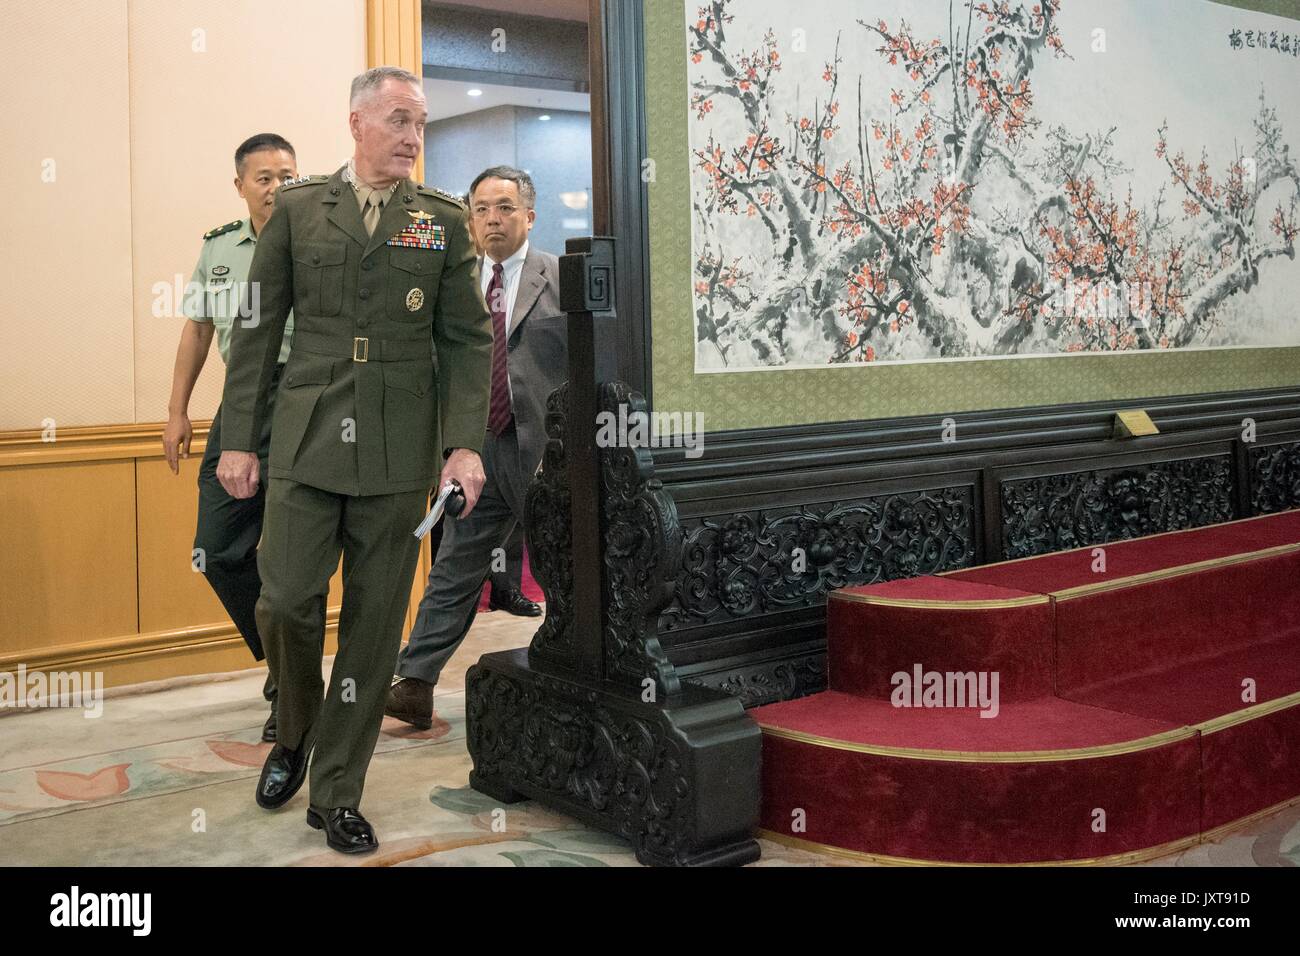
0,461,138,655
136,443,346,633
129,0,368,425
1,0,417,694
0,2,135,430
135,454,230,632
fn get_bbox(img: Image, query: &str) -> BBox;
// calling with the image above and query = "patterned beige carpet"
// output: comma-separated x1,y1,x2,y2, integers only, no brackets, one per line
2,610,1297,867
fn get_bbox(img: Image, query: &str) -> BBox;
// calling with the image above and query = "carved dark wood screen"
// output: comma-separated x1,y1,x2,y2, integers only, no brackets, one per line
646,390,1300,707
582,0,1300,711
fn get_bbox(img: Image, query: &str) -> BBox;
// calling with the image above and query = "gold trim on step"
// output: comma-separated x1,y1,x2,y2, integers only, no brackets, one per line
757,828,1203,867
828,591,1049,610
758,792,1300,866
1199,794,1300,843
757,721,1197,763
937,509,1299,577
760,686,1300,761
1194,689,1300,736
1049,542,1300,602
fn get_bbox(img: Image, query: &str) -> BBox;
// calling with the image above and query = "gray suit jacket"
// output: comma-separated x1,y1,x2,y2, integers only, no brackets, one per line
496,245,567,483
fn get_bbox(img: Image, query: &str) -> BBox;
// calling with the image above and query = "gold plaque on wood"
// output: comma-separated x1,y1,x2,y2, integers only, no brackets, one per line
1113,410,1160,439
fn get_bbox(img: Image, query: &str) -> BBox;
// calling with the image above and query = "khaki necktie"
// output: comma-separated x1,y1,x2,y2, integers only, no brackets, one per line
362,190,384,237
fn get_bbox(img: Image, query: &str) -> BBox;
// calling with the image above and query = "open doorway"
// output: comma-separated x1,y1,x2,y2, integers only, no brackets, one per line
421,1,593,257
416,0,593,616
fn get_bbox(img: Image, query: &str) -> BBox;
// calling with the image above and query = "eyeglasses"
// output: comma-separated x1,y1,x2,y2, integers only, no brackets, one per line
471,203,521,219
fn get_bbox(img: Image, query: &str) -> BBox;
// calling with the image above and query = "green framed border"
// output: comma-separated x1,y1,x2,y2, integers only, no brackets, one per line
644,0,1300,429
1215,0,1300,15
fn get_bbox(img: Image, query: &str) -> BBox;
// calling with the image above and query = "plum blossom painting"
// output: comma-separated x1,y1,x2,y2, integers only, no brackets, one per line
687,0,1300,371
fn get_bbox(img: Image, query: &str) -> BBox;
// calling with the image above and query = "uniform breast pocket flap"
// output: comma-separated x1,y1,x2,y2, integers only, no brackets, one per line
390,249,438,276
292,244,347,317
390,248,444,319
283,364,334,389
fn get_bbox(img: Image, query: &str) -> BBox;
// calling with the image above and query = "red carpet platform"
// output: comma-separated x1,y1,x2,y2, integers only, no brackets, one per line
752,510,1300,864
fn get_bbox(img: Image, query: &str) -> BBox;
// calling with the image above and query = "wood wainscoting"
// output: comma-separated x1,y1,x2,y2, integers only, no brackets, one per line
0,422,434,690
0,0,431,692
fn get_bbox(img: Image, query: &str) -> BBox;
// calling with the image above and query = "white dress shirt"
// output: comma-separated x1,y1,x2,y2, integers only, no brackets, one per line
480,240,530,338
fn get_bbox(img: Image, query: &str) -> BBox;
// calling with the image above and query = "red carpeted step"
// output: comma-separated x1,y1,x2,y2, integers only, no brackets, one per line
1059,636,1300,834
756,509,1300,863
1062,636,1300,726
753,690,1183,753
1197,700,1300,832
1053,549,1300,698
753,692,1200,864
828,576,1055,701
947,509,1300,596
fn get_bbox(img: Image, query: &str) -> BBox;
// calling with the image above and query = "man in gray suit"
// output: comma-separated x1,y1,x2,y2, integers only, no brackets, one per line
386,165,567,728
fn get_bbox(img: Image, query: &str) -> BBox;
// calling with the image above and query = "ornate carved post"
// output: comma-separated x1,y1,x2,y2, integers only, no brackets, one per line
465,238,761,867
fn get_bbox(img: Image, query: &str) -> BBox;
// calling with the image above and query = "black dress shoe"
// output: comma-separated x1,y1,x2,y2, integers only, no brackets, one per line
307,806,378,854
261,695,278,743
255,741,311,810
385,677,434,731
489,587,542,617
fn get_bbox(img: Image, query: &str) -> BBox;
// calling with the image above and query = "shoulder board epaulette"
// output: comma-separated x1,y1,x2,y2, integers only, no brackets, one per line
280,174,328,191
203,219,242,240
418,184,467,207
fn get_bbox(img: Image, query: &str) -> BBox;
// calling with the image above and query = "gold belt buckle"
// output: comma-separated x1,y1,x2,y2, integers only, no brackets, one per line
353,337,370,363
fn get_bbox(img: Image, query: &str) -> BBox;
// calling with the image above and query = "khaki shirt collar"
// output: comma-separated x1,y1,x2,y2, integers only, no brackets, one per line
344,157,400,211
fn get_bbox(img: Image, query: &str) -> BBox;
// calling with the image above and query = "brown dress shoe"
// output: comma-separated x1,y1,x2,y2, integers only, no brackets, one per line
385,677,434,730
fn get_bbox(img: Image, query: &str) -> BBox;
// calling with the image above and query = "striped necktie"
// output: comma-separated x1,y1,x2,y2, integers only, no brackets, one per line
486,263,513,435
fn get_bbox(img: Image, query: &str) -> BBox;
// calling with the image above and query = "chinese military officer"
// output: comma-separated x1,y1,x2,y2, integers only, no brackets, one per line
163,133,298,741
217,66,493,854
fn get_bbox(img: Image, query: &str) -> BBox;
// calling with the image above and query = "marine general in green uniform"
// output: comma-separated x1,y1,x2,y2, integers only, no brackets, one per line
216,66,493,854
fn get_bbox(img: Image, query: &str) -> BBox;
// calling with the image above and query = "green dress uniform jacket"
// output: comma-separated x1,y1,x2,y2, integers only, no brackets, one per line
220,166,494,497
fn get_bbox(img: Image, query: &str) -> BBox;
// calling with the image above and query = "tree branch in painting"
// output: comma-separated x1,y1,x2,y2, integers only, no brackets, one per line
688,0,1300,368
